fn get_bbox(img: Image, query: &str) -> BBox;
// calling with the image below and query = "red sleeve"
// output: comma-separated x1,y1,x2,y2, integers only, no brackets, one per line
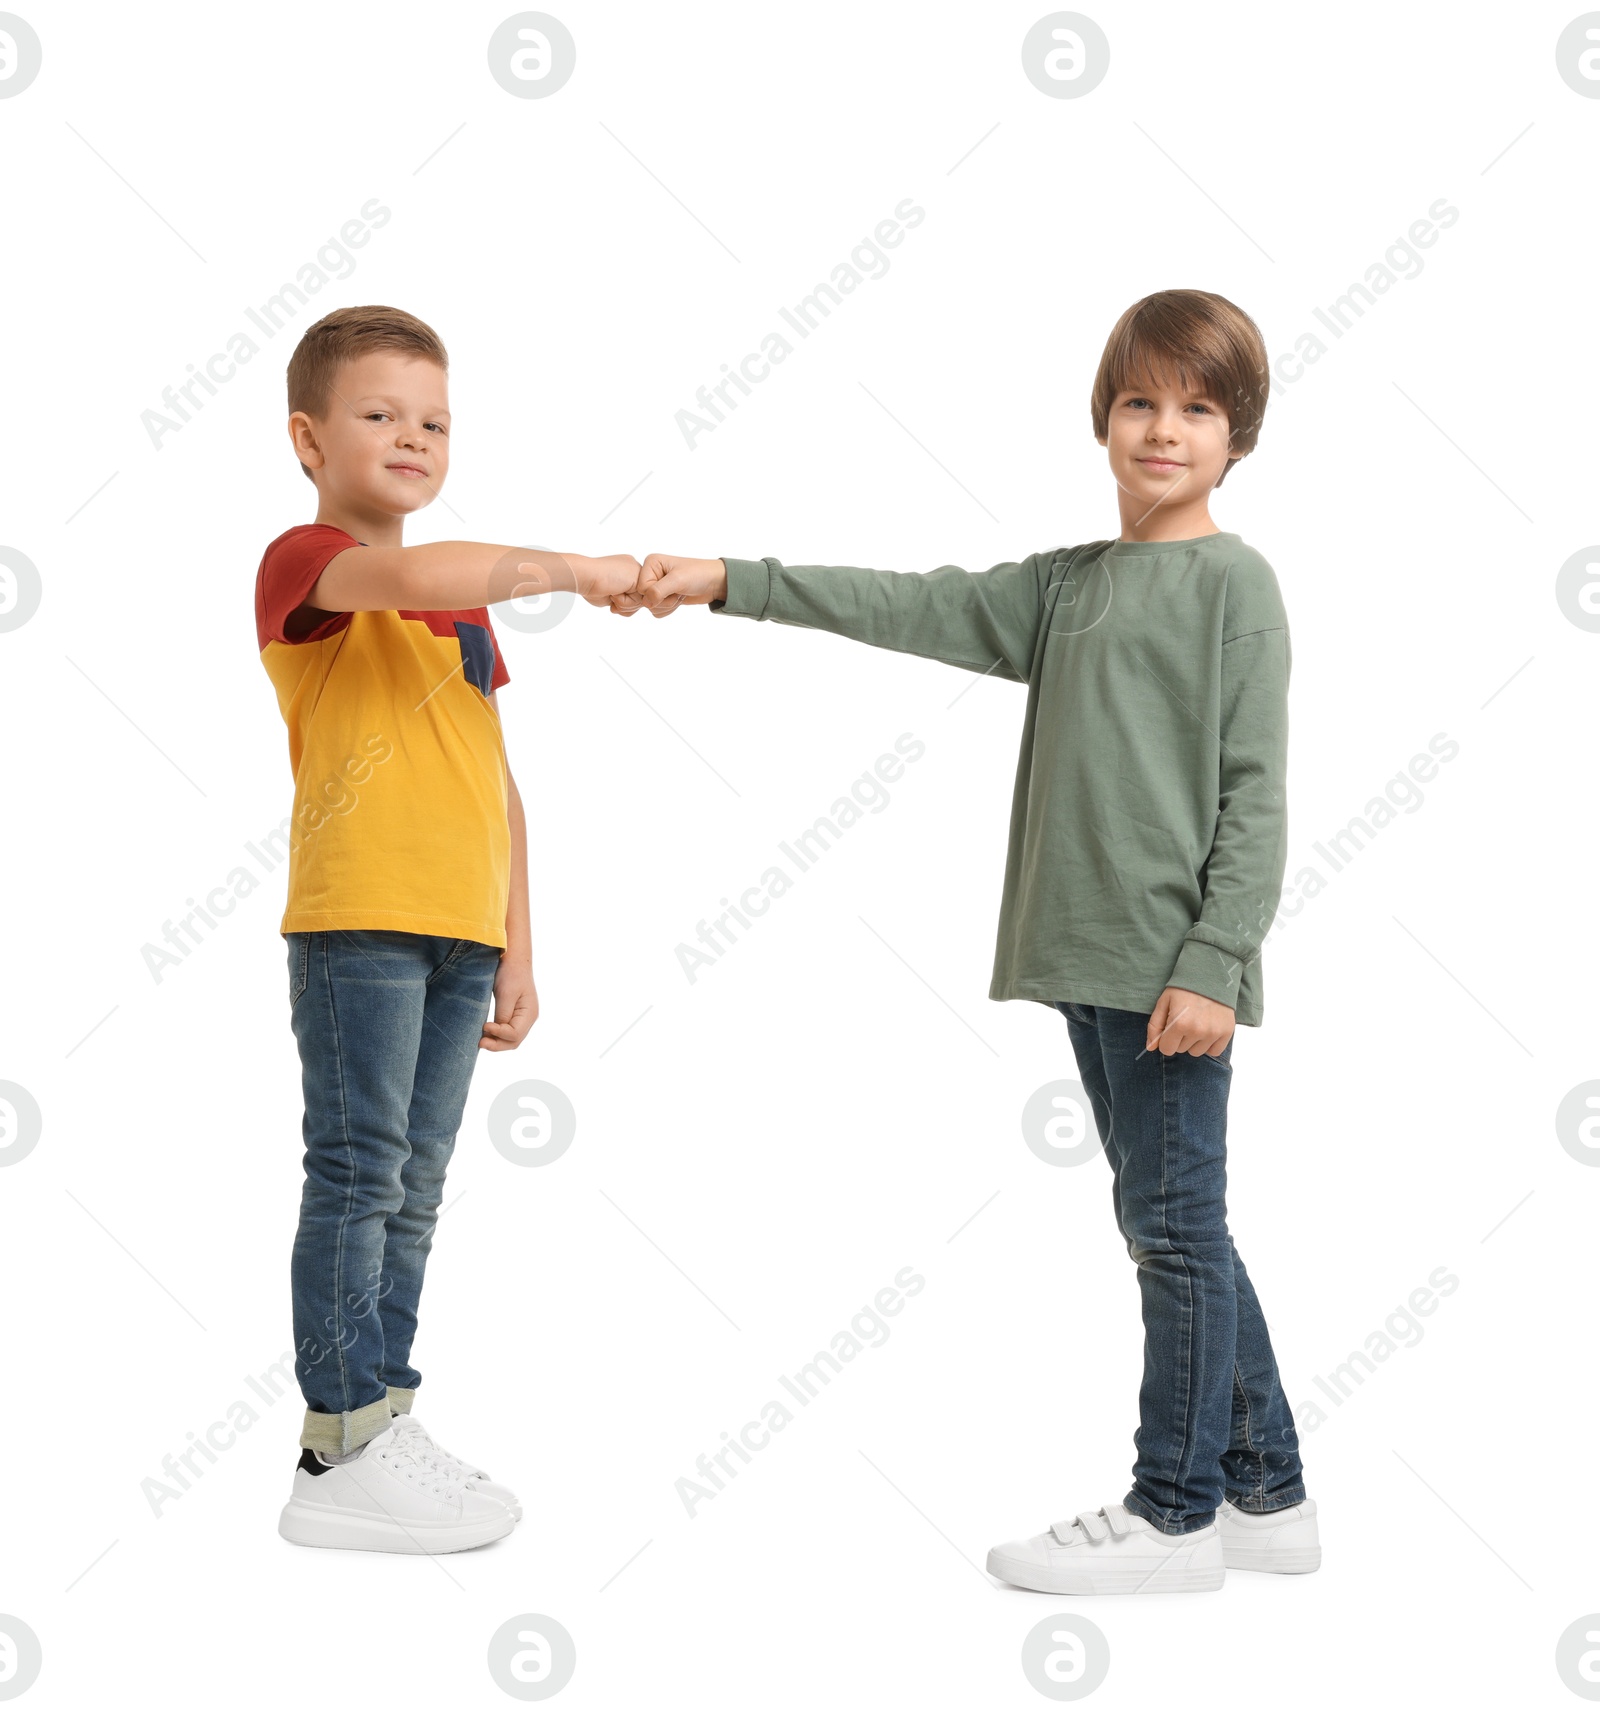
255,524,360,650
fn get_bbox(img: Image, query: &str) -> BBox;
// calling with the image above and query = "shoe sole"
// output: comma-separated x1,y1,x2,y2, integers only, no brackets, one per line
278,1499,514,1555
1222,1543,1321,1573
986,1546,1225,1595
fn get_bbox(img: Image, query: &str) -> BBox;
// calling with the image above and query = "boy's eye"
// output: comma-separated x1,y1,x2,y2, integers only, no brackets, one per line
425,422,448,435
1124,396,1216,415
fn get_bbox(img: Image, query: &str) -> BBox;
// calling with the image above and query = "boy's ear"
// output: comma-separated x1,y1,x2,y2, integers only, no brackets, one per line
288,412,326,474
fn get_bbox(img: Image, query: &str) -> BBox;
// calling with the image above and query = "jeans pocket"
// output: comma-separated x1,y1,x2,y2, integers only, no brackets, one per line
288,934,311,1005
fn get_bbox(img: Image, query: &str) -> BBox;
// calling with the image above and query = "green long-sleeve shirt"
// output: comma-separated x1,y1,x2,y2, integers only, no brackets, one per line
712,531,1291,1026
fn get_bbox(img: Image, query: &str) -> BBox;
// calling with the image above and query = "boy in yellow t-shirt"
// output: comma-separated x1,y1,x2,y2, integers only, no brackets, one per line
255,304,637,1555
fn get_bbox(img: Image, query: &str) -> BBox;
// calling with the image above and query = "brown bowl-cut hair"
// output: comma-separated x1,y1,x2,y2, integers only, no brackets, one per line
1091,290,1269,487
286,305,448,483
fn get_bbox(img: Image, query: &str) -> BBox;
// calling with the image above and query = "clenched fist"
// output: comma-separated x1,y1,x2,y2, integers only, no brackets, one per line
626,554,729,617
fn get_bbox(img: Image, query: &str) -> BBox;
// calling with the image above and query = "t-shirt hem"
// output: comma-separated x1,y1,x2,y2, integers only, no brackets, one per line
281,909,507,950
992,976,1262,1027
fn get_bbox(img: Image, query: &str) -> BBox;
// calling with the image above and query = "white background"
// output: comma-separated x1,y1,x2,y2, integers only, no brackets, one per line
1,1,1595,1709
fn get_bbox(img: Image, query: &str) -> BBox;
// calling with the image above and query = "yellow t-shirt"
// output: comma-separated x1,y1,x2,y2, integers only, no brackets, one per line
255,523,511,947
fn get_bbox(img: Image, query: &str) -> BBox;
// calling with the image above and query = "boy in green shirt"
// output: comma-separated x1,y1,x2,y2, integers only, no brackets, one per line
622,288,1319,1595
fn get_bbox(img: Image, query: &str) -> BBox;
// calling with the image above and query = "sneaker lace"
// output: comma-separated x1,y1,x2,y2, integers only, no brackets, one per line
374,1428,471,1499
390,1415,480,1483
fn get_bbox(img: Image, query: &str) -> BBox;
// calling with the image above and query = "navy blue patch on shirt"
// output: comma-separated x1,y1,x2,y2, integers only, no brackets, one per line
454,621,495,696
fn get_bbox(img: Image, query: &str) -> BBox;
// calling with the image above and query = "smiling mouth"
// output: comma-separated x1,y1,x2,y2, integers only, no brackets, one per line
387,464,428,478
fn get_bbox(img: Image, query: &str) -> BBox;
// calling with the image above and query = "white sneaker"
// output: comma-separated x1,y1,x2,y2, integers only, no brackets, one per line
1217,1498,1320,1572
987,1503,1225,1595
278,1422,514,1554
390,1413,523,1523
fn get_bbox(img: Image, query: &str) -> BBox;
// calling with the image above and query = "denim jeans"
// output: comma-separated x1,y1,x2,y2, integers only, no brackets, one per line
1057,1001,1306,1535
287,930,500,1455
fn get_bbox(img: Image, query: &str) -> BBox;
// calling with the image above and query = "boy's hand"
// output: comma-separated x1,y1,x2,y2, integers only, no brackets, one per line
634,554,728,616
571,554,643,608
481,956,539,1051
1146,987,1235,1057
609,559,650,617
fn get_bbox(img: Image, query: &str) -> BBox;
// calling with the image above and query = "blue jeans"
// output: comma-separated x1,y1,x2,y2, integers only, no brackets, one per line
287,930,500,1454
1057,1002,1306,1535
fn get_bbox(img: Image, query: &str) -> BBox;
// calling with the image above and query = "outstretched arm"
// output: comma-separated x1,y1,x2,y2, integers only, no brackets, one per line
632,551,1051,683
292,542,640,636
